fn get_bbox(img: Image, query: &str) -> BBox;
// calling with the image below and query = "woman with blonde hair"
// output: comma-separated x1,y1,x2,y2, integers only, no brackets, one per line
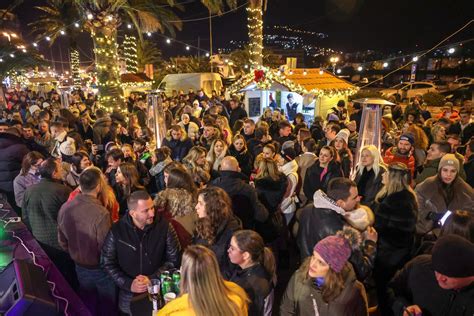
353,145,387,207
183,146,209,172
206,139,228,172
254,158,287,242
158,245,248,316
216,115,233,145
373,162,418,315
407,124,429,169
430,124,446,143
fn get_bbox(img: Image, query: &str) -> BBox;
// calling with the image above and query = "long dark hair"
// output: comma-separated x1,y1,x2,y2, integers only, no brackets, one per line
233,230,276,283
21,151,44,176
195,187,232,245
440,210,474,242
71,151,89,174
164,163,197,196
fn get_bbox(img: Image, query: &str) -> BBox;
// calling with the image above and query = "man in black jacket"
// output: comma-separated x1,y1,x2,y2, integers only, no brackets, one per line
297,177,378,281
388,235,474,316
211,156,268,229
101,190,181,314
229,98,248,130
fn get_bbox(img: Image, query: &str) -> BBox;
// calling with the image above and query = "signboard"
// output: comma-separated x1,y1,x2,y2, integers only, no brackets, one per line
248,97,261,117
410,64,417,83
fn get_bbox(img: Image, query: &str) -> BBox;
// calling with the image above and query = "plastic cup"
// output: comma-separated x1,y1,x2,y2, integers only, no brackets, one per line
164,292,176,304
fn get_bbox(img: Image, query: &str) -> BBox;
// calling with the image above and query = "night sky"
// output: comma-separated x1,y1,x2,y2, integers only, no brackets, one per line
3,0,474,63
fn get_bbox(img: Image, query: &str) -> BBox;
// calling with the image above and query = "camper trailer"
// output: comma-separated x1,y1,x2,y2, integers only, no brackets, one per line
158,73,223,97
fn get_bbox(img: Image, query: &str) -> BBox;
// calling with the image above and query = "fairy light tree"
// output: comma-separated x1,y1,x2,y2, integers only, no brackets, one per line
72,0,183,110
247,0,264,69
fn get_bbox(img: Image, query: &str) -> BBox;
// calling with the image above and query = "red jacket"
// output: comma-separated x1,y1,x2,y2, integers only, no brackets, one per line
383,147,416,179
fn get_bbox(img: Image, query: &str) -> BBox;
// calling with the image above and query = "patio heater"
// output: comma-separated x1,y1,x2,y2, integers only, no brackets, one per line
59,90,69,109
146,90,167,149
351,98,394,175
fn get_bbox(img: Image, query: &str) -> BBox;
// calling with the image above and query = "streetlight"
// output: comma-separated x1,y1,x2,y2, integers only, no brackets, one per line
60,30,65,35
205,52,210,57
74,22,80,28
127,24,132,29
166,38,171,44
336,69,341,74
357,66,363,71
186,46,190,51
33,43,38,47
383,62,389,68
448,48,455,54
330,56,339,73
147,32,152,37
46,36,51,41
87,13,93,20
412,56,419,62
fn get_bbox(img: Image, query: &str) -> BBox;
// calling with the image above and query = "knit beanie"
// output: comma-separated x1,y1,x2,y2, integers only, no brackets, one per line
438,154,460,173
335,129,350,144
432,235,474,278
313,235,351,273
399,133,415,145
59,138,76,157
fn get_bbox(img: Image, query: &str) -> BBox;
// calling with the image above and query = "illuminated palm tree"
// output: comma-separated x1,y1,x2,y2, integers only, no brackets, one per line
29,0,82,89
71,0,183,110
247,0,265,68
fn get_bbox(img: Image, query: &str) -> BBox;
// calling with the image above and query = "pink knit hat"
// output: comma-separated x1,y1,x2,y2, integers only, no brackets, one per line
313,235,351,273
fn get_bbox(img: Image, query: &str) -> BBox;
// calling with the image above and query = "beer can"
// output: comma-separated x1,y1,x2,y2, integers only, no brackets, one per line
162,277,174,295
160,271,170,283
172,271,181,294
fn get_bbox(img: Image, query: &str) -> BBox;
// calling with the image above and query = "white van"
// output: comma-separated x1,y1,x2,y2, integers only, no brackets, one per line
158,73,223,97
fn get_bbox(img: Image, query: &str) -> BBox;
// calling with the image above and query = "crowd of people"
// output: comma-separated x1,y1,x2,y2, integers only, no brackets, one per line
0,86,473,316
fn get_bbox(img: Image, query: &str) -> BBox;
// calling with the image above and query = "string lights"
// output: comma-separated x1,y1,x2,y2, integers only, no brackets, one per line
247,6,264,68
70,49,81,89
122,34,138,73
228,67,359,98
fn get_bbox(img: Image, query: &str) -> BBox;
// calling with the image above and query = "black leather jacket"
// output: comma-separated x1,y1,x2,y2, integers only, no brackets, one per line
101,213,181,311
297,205,376,281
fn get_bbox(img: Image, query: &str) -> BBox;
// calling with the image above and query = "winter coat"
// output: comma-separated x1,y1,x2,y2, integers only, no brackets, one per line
415,175,474,235
65,165,81,188
254,175,288,242
57,193,112,267
101,213,181,313
193,215,242,277
230,263,273,316
157,281,248,316
383,147,416,179
211,170,269,229
296,190,376,281
280,261,369,316
178,121,199,141
388,254,474,316
76,123,94,141
229,106,248,130
339,148,353,178
465,155,474,188
227,145,253,178
149,157,173,193
303,161,343,201
22,178,72,250
92,116,112,146
354,166,386,208
295,152,317,204
0,132,29,195
162,135,193,162
280,159,299,215
13,171,41,208
416,157,441,185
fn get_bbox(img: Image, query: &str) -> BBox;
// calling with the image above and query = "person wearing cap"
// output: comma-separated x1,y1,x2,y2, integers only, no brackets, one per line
281,228,369,316
332,128,353,178
388,234,474,316
416,141,452,185
326,100,348,123
415,154,474,236
285,93,299,122
298,177,377,281
437,101,460,121
383,133,416,179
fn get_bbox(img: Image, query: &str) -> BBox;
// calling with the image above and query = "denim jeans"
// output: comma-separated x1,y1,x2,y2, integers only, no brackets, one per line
75,265,118,315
